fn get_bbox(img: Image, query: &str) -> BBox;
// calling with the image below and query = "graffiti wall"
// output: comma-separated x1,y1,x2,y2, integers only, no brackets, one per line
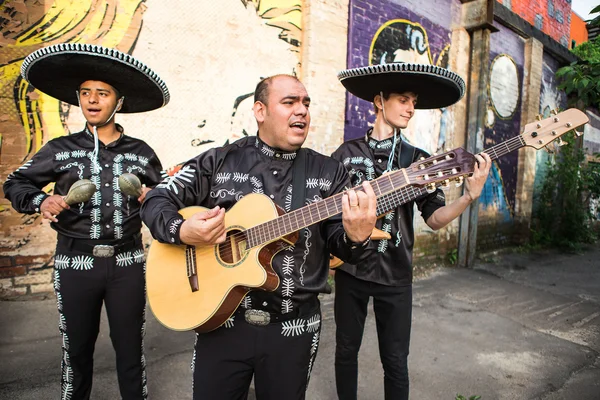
478,24,525,224
0,0,305,294
531,51,567,214
345,0,460,155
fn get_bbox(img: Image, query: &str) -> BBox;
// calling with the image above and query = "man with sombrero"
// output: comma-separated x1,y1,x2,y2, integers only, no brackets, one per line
4,43,169,399
331,63,492,400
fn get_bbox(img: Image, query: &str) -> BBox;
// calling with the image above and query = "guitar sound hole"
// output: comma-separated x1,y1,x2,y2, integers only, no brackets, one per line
217,229,246,264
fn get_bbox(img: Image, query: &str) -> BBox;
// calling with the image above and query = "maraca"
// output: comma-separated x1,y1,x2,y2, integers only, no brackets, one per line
118,173,143,198
63,179,96,205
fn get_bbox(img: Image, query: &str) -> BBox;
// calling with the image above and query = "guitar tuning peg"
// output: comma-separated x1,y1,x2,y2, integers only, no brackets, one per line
455,176,464,187
550,109,558,115
426,184,437,193
545,145,555,154
420,157,426,161
536,115,542,121
442,179,451,190
557,138,567,147
575,129,584,137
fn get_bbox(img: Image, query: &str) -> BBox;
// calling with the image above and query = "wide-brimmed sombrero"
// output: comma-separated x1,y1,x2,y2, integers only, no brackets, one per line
21,43,169,113
338,63,465,109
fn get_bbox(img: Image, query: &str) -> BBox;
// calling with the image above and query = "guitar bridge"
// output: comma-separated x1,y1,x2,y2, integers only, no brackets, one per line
186,245,199,292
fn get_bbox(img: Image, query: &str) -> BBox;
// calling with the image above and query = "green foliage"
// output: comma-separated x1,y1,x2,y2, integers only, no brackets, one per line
556,6,600,109
455,395,481,400
446,248,458,265
533,133,600,250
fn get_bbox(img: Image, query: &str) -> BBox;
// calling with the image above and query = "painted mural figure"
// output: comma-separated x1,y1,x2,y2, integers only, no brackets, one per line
331,63,492,400
140,75,377,400
3,44,169,400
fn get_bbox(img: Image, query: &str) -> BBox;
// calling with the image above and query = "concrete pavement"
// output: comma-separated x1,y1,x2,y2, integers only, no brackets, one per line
1,243,599,399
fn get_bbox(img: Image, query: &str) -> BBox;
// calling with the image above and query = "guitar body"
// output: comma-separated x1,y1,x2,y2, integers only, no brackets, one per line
146,193,294,333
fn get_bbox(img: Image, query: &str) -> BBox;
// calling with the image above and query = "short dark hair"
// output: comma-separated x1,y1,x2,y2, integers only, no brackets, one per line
254,74,300,105
374,91,391,113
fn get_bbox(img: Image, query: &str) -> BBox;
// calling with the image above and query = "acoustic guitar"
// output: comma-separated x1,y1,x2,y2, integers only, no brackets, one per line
146,109,588,332
329,108,590,268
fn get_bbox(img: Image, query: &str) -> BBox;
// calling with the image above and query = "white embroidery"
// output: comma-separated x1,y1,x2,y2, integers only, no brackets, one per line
113,163,123,176
71,255,94,270
281,278,295,297
113,192,123,207
127,165,145,175
306,314,321,333
282,152,296,161
299,228,312,286
250,176,264,194
395,231,403,246
114,154,124,163
169,219,183,234
32,193,45,206
113,210,123,225
215,172,231,184
281,255,294,275
138,156,149,166
90,175,101,188
124,153,138,161
224,316,235,328
281,299,293,314
113,177,120,191
157,165,196,195
55,255,70,269
242,296,252,308
210,189,237,199
56,152,70,161
114,226,123,240
91,191,101,207
319,178,332,192
232,172,249,183
281,319,305,337
71,150,87,158
307,331,320,382
133,249,145,263
284,185,293,212
54,269,61,292
261,145,275,158
306,178,319,189
116,252,134,267
90,224,101,239
91,208,101,223
59,162,81,171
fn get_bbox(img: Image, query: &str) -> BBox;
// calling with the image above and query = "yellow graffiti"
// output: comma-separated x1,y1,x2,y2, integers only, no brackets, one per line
369,19,434,66
0,0,145,162
244,0,302,50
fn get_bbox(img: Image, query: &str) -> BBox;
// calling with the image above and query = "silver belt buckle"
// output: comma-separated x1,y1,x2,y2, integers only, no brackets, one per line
93,245,115,257
244,309,270,326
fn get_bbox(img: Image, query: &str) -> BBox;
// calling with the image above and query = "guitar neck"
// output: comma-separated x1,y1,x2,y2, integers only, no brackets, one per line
375,135,527,215
245,168,413,248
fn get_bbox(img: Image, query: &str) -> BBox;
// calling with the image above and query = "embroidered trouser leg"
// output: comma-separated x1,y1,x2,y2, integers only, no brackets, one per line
104,242,147,400
334,270,412,400
192,308,321,400
54,240,147,400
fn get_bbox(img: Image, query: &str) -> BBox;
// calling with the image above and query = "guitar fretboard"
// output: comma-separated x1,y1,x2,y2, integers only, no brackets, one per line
375,134,528,215
245,168,412,248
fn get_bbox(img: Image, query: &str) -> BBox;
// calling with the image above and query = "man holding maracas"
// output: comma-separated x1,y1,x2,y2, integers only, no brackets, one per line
3,43,168,400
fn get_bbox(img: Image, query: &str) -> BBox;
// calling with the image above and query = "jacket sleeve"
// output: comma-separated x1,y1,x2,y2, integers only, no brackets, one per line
321,158,369,264
140,149,215,244
3,143,58,214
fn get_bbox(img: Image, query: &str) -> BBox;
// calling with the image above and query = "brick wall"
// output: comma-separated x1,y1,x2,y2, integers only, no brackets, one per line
498,0,572,47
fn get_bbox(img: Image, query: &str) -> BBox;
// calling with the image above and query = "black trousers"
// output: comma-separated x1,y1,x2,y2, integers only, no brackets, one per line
192,303,321,400
54,235,147,400
334,269,412,400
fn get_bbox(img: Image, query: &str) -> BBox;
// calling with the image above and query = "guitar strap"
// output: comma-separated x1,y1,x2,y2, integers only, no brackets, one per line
291,148,306,242
291,148,306,211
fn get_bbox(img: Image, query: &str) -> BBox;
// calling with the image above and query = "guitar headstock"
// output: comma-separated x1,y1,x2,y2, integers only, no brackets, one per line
521,108,589,149
408,148,476,191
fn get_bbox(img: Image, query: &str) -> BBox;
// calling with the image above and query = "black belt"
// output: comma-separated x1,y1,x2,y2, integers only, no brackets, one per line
235,297,319,326
58,234,141,257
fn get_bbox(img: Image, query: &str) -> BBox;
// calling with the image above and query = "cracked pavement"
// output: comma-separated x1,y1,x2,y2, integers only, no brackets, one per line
1,243,599,399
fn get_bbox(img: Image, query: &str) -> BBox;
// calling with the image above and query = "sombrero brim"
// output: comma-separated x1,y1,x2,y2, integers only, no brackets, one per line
338,63,465,109
21,44,170,113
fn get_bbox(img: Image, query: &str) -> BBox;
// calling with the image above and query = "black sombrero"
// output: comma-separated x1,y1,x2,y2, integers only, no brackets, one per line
21,43,170,113
338,63,465,109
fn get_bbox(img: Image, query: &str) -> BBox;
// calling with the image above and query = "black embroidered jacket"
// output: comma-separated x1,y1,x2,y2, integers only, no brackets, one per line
331,131,446,286
141,136,367,315
3,128,163,241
